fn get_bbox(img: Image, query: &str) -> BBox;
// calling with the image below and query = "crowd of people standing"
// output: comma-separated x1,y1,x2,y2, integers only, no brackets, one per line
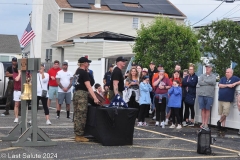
1,55,240,143
108,57,240,133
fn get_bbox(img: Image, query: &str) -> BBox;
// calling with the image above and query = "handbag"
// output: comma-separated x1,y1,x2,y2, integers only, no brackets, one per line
39,74,47,98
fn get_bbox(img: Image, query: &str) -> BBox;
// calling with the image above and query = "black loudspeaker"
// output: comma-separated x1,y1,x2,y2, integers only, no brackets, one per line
197,129,212,155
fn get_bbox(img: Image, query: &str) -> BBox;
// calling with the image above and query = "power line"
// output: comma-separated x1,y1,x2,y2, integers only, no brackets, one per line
225,7,240,17
219,4,240,19
191,1,225,26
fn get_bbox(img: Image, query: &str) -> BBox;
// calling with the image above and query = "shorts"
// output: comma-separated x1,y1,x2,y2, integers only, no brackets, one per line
48,86,58,100
198,96,213,110
218,101,231,116
13,91,21,101
58,92,71,105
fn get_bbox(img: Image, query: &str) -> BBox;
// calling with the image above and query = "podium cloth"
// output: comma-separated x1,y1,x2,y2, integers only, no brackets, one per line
85,106,138,146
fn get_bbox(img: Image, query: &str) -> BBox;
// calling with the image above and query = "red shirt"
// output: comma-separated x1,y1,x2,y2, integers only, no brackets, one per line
154,77,171,94
48,67,61,87
169,77,182,86
104,96,110,104
13,72,21,91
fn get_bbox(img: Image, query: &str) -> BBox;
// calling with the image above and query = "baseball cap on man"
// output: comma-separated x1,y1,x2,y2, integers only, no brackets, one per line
158,64,163,68
78,57,92,63
12,57,17,62
116,56,128,62
142,68,148,72
62,61,68,65
205,64,212,68
150,61,155,65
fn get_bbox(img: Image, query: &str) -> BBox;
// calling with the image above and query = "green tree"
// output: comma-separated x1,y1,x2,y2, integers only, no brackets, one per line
133,16,201,75
198,19,240,77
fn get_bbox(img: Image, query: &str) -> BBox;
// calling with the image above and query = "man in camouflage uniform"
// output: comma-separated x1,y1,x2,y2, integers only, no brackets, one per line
1,57,18,116
73,57,99,142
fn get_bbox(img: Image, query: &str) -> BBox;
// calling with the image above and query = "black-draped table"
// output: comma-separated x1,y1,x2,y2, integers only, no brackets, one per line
84,106,138,146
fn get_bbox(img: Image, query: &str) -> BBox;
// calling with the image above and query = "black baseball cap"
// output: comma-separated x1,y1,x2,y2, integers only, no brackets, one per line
116,56,128,62
12,57,17,62
158,64,163,67
78,57,92,63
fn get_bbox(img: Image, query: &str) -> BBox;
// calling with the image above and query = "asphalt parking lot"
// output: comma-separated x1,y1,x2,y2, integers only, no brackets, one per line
0,102,240,160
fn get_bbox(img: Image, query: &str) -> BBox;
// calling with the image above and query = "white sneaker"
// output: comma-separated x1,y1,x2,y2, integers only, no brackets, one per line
162,121,165,128
152,116,156,120
155,121,159,126
137,122,143,127
14,118,18,123
56,116,60,119
46,120,51,125
165,119,169,126
176,124,182,129
160,121,164,126
28,120,31,124
169,124,175,128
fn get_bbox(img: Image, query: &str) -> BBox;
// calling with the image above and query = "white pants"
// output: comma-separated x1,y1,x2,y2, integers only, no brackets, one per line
13,91,21,102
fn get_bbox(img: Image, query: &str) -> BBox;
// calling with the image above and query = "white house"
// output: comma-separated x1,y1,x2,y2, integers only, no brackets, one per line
30,0,186,62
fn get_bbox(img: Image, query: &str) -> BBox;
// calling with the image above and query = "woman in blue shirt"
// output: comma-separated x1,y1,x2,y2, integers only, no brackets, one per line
168,80,182,129
138,76,152,126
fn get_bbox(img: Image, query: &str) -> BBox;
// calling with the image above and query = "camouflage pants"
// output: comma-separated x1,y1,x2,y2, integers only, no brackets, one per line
5,80,14,111
73,90,88,136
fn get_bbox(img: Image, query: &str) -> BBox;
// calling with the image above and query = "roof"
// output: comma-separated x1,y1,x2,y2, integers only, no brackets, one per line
52,31,135,47
0,34,21,53
55,0,186,17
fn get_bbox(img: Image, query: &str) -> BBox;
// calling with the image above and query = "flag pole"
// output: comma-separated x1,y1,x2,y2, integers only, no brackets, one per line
31,39,35,58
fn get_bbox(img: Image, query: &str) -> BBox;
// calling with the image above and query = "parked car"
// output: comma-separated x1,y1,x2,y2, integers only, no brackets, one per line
0,62,14,109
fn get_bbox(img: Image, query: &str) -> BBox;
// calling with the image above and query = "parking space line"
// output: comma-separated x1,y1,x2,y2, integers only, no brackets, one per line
0,147,20,152
133,138,177,140
49,107,74,114
135,127,240,154
133,145,195,152
99,155,239,159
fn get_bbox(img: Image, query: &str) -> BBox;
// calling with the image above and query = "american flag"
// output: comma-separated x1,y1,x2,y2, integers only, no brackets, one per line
20,22,36,46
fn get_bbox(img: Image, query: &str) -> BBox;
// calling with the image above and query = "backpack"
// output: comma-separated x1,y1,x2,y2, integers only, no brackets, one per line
197,129,212,155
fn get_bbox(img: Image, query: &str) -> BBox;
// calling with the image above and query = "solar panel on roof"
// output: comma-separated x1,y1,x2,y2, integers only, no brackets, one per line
120,0,139,4
67,0,183,16
67,0,90,8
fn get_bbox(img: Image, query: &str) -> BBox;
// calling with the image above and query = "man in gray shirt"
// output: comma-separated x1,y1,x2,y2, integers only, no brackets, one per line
198,64,216,130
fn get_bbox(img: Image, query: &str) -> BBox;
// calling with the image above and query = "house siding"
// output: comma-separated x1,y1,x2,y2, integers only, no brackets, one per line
64,42,103,61
58,11,183,41
41,0,59,62
103,41,134,58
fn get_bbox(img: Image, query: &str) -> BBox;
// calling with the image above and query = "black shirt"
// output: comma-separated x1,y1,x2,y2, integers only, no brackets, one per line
103,71,112,86
110,67,124,92
148,68,158,86
74,68,90,91
6,66,13,80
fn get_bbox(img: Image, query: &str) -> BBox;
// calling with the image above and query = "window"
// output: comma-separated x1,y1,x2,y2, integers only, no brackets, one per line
64,13,73,23
47,14,51,30
132,17,139,29
46,49,52,62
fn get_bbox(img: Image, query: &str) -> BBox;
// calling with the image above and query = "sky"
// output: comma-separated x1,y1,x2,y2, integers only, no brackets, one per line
1,0,240,40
